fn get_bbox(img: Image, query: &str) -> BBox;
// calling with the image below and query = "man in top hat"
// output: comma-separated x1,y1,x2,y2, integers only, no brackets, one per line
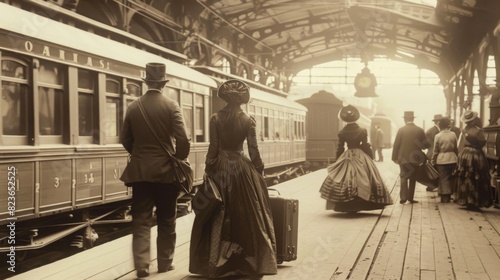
392,111,430,204
424,114,442,191
120,62,190,278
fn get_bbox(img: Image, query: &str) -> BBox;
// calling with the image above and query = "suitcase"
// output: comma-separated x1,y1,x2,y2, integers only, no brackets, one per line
268,191,299,264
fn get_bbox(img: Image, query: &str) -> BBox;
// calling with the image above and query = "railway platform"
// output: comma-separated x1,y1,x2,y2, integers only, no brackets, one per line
8,149,500,280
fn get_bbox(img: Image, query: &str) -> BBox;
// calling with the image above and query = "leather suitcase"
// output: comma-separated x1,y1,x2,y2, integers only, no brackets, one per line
268,192,299,263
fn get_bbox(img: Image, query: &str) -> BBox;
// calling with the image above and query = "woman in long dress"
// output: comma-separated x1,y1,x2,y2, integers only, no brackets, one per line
319,105,393,212
454,111,493,210
189,79,277,278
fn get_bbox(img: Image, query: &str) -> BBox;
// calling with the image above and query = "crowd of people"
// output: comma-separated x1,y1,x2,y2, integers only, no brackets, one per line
120,62,495,279
320,105,494,211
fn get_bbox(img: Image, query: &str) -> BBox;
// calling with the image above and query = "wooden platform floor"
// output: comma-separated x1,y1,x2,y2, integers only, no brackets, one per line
10,149,500,280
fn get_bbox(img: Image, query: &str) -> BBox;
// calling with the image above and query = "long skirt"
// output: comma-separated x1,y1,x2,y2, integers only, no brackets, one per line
189,150,278,278
319,149,393,212
454,146,493,208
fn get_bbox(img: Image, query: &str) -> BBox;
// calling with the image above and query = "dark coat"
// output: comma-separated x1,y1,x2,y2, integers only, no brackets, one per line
120,90,190,185
336,123,372,159
461,125,486,149
204,105,264,173
392,122,429,164
425,125,440,159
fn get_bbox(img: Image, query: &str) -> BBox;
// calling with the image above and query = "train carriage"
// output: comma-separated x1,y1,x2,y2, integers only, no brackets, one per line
370,113,394,148
0,3,216,252
192,66,308,182
296,90,343,169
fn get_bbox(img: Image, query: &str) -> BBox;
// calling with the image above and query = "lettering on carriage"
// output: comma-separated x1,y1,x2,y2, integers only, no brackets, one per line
22,40,111,70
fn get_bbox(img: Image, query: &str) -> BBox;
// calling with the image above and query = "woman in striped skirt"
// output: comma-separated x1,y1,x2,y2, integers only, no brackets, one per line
319,105,393,213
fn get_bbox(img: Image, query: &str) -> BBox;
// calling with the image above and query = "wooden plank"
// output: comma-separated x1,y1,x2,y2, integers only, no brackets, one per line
382,204,412,279
348,205,394,279
439,203,472,280
420,189,436,272
403,194,422,279
429,199,454,280
330,214,380,280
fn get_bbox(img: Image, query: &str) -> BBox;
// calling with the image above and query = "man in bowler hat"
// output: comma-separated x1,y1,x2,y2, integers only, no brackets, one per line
120,62,190,278
424,114,442,191
392,111,430,204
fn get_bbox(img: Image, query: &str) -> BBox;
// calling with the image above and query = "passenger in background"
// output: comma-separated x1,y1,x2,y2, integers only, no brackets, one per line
375,126,384,162
120,63,191,278
425,114,442,191
431,117,458,203
454,111,493,210
319,105,393,213
189,79,277,279
392,111,429,204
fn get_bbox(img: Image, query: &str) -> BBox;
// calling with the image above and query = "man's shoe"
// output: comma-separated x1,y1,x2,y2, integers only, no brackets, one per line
409,200,419,204
158,263,175,273
400,200,407,204
136,268,149,278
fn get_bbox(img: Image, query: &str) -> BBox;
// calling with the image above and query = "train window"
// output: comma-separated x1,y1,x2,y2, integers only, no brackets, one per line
105,97,120,139
165,87,179,103
106,79,120,95
105,76,122,143
1,58,29,143
78,69,96,139
78,69,94,90
38,61,65,142
269,110,275,140
124,80,141,109
194,94,204,142
263,108,269,139
285,117,290,140
182,91,193,140
277,111,284,140
255,106,263,141
126,82,141,97
294,119,298,139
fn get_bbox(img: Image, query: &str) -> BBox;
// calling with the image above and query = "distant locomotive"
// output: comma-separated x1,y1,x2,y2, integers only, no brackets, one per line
296,90,343,169
297,91,394,170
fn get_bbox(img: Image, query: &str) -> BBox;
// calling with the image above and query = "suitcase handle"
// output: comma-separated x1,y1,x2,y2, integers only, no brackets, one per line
268,188,281,196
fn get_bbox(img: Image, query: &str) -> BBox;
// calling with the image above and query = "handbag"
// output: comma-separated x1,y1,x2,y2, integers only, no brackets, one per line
192,176,222,224
414,161,439,188
425,162,439,180
137,98,194,194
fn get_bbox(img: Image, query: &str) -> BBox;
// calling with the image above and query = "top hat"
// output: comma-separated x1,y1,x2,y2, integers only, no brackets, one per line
339,105,360,122
402,111,415,119
217,79,250,104
460,110,478,123
143,62,169,83
432,114,443,122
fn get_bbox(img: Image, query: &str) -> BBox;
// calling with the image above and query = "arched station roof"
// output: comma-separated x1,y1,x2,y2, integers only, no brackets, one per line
197,0,500,81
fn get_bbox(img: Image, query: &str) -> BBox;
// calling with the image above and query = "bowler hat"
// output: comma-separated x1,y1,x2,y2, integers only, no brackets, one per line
432,114,443,122
217,79,250,104
460,110,478,123
339,105,360,122
402,111,415,119
143,62,169,83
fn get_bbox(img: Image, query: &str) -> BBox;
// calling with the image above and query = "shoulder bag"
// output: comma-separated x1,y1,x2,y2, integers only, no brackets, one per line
137,98,194,194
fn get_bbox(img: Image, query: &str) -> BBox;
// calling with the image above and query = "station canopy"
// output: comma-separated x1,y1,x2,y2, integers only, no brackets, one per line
197,0,500,78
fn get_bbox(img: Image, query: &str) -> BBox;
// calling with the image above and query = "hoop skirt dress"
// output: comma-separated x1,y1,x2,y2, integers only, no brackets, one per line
319,123,393,212
189,106,278,278
454,125,493,209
